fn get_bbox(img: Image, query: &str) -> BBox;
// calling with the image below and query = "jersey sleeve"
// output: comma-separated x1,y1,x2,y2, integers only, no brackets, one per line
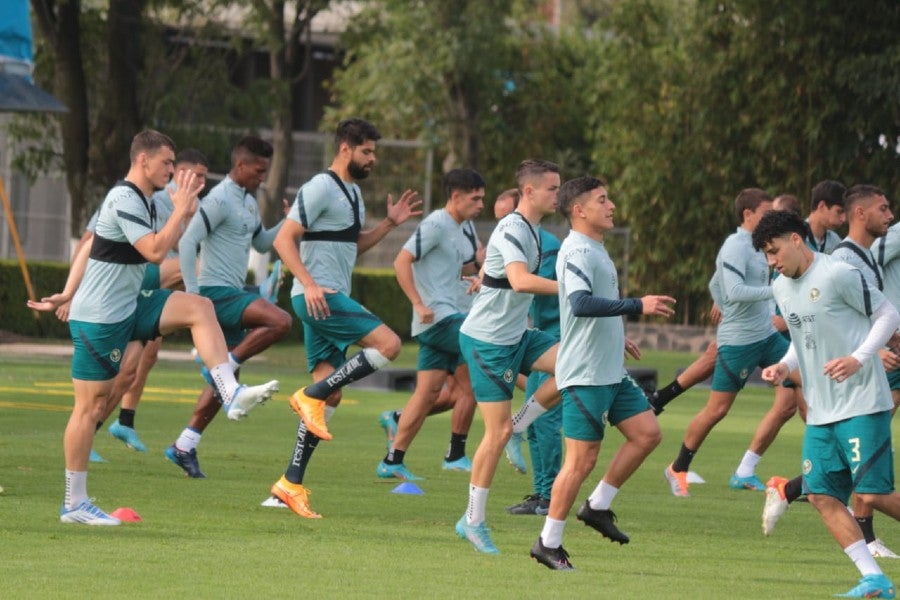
835,261,888,318
403,218,442,261
294,175,332,229
562,249,594,297
496,219,533,266
719,238,772,303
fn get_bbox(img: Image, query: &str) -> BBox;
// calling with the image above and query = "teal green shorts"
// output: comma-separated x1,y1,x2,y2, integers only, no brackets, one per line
459,329,557,402
561,376,652,442
70,288,171,380
141,263,161,290
712,332,789,392
292,292,383,372
415,314,466,372
886,369,900,391
199,286,259,347
801,410,895,504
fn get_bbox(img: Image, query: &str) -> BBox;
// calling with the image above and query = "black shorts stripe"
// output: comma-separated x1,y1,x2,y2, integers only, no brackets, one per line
715,353,744,389
328,310,381,322
471,348,512,397
77,329,119,380
568,387,605,439
852,436,892,488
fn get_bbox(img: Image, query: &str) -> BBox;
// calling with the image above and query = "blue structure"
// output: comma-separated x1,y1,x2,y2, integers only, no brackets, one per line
0,0,66,113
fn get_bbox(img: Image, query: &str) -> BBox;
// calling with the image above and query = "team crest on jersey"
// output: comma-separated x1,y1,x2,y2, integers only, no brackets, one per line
809,288,821,303
802,459,812,475
110,348,122,363
503,369,514,384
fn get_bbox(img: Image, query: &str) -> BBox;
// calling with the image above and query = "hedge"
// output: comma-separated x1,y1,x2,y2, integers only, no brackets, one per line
1,260,413,341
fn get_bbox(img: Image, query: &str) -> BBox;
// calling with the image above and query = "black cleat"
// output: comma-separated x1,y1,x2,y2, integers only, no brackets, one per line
506,494,549,515
576,500,629,544
530,537,574,570
165,445,206,478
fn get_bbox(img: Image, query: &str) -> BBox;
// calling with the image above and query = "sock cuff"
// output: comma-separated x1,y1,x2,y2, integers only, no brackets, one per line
362,347,391,370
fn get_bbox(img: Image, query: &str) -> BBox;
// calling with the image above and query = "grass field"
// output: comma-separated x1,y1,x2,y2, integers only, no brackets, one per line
0,343,897,599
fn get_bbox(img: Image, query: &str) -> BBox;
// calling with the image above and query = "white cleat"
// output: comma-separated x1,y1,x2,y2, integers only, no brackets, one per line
868,538,900,559
762,486,789,536
226,380,279,420
59,500,121,526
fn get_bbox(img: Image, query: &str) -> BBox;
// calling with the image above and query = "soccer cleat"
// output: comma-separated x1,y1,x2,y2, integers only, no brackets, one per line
164,444,206,478
260,495,288,508
576,500,629,544
664,464,690,497
225,380,279,421
762,476,789,536
869,539,900,559
378,410,399,449
260,259,283,304
504,431,527,474
89,448,107,463
530,537,574,570
108,420,147,452
376,461,424,481
836,573,896,598
506,494,549,516
442,456,472,472
59,499,121,526
289,388,332,440
729,472,765,491
455,515,500,554
271,476,322,519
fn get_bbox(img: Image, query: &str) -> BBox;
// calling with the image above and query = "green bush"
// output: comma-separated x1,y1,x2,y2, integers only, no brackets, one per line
1,261,411,341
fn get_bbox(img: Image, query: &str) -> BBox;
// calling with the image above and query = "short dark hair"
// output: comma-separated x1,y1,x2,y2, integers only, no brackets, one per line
335,118,381,149
752,210,809,250
773,194,802,216
558,176,606,220
496,188,520,209
176,148,209,168
231,135,273,166
443,168,486,200
515,159,559,190
734,188,772,223
810,180,846,213
130,129,175,162
844,184,885,212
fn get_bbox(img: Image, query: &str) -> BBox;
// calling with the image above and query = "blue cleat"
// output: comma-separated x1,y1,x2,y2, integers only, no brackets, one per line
60,499,120,526
165,444,206,478
504,431,527,474
376,461,423,481
836,574,896,598
455,515,500,554
729,473,765,491
260,260,283,304
89,448,107,463
378,410,399,450
442,456,472,472
108,420,147,452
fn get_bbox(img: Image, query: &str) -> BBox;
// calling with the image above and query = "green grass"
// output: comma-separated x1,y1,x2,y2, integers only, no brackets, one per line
0,343,896,598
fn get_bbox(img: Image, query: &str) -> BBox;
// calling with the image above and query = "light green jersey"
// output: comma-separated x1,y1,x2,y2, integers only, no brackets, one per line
832,237,883,291
875,224,900,307
712,227,774,345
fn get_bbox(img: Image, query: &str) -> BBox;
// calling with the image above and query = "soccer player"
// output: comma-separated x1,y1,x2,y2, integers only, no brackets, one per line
164,136,293,478
756,209,900,598
29,130,278,525
530,176,675,570
454,159,562,554
663,188,788,496
266,118,422,518
805,179,846,253
375,168,486,481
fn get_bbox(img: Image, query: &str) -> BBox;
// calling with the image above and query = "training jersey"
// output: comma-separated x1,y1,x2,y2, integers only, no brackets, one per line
460,211,542,345
833,237,884,291
455,220,480,313
70,183,155,323
772,253,892,425
556,230,635,386
530,228,561,338
179,176,281,293
402,209,468,337
805,219,842,254
288,172,365,297
712,227,774,346
875,224,900,307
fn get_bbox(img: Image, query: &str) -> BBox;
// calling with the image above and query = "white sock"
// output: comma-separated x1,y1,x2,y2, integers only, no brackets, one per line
588,480,619,511
175,427,203,452
228,352,241,372
65,470,88,510
466,484,489,525
362,347,391,370
541,517,566,549
845,539,882,577
512,396,547,433
735,450,761,478
210,363,239,404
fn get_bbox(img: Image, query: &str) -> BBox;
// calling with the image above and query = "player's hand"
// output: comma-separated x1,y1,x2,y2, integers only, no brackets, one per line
414,302,435,325
55,300,72,322
624,338,641,360
761,362,789,386
772,315,788,332
170,169,204,214
303,282,336,320
640,295,676,317
27,292,70,313
463,275,481,295
823,356,862,383
709,303,722,325
385,189,423,226
281,198,291,217
879,348,900,372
